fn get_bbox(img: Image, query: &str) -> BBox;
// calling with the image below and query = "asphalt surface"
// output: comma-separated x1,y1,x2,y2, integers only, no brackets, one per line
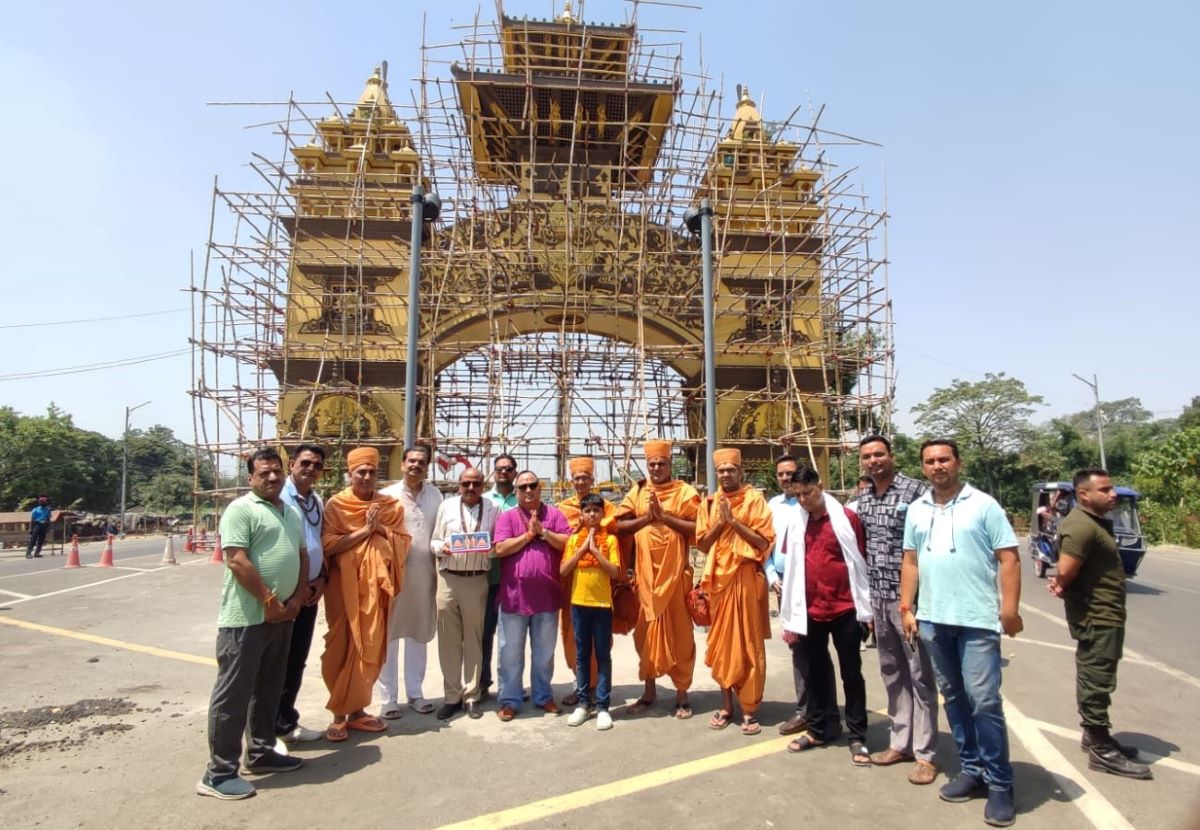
0,536,1197,829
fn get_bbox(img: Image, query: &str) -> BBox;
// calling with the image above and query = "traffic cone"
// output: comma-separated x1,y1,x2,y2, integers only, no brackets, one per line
183,527,195,553
98,533,115,568
64,535,82,569
208,532,224,565
160,535,178,566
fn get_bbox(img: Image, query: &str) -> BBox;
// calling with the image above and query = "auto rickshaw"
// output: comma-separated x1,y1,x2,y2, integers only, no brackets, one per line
1029,481,1146,578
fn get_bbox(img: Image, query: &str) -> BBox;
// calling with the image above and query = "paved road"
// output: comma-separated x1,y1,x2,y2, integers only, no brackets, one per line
1,537,1197,829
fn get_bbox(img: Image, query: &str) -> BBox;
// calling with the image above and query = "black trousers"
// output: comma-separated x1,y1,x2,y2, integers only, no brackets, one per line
27,523,49,557
789,637,816,718
480,582,501,690
275,601,317,735
204,621,292,784
805,609,868,742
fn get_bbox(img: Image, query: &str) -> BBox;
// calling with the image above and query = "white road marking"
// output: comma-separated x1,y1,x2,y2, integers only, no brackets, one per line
1004,696,1134,829
1020,602,1200,691
0,558,208,606
0,588,33,599
1027,717,1200,777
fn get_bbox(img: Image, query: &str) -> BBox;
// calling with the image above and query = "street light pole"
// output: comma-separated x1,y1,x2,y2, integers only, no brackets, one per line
119,400,151,537
1071,373,1106,470
685,198,717,490
404,186,440,449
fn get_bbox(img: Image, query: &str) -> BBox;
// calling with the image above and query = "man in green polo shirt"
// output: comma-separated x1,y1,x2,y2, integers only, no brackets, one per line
1049,468,1152,780
197,448,307,801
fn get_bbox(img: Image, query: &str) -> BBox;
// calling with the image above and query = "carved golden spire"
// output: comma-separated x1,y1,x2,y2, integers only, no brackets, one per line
558,0,574,23
352,65,397,122
729,84,763,141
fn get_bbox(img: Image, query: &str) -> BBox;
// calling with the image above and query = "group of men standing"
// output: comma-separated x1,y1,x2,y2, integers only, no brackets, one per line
198,435,1152,827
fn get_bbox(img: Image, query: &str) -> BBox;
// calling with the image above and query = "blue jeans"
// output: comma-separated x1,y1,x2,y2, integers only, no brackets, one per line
919,622,1012,790
499,609,558,709
571,605,613,710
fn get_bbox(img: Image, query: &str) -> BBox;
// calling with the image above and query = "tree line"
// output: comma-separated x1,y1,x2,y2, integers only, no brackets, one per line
0,404,214,516
2,384,1196,546
894,374,1198,546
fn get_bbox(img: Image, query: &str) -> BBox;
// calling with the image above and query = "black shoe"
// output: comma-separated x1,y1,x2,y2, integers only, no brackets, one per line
1088,745,1153,779
983,787,1016,827
466,700,482,720
243,750,303,774
939,772,987,803
436,702,463,720
33,554,42,558
1081,728,1138,759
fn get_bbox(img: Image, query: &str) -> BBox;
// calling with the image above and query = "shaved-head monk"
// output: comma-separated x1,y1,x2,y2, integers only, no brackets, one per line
320,447,411,741
556,456,617,706
697,447,775,735
615,439,700,719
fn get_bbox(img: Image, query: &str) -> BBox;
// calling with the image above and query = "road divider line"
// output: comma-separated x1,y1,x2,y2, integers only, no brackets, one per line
1027,717,1200,778
435,735,795,830
1020,603,1200,691
0,615,215,667
0,588,33,599
1004,696,1133,830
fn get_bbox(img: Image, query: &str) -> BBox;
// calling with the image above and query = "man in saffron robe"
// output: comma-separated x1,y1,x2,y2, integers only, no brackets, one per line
615,439,700,719
697,447,775,735
320,447,411,741
556,456,616,706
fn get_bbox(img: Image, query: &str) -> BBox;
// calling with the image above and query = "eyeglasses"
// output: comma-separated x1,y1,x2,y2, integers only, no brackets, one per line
460,481,483,489
494,465,516,473
516,483,540,492
297,460,324,470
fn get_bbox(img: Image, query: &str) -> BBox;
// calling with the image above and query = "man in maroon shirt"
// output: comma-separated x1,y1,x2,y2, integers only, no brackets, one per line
780,467,874,766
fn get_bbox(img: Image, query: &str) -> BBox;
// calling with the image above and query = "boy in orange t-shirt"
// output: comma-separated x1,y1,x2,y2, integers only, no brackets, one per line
560,494,622,730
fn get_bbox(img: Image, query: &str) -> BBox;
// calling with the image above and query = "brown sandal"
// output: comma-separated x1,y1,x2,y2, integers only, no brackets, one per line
787,732,826,753
708,709,733,730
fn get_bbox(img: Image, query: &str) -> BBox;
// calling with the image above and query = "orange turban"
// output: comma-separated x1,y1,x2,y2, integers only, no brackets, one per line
568,457,594,476
346,446,379,469
713,448,742,467
642,439,672,460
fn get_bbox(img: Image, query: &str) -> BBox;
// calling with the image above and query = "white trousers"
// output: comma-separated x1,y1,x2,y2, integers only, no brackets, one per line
376,637,427,704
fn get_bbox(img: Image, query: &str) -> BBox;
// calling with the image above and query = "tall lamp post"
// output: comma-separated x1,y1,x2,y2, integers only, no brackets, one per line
1071,373,1107,470
684,198,717,490
404,186,441,449
119,400,151,537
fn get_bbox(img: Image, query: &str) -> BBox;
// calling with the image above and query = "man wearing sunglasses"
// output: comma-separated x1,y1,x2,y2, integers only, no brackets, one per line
430,467,499,720
274,444,329,747
900,438,1022,827
492,471,570,721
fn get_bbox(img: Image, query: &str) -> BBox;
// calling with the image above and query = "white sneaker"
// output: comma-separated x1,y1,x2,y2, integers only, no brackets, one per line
596,710,613,731
282,724,323,743
567,706,590,727
273,739,289,756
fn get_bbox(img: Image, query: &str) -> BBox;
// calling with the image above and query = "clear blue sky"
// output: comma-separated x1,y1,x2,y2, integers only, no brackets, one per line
1,0,1196,444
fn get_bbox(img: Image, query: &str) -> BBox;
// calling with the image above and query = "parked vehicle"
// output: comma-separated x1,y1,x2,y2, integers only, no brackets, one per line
1029,482,1146,578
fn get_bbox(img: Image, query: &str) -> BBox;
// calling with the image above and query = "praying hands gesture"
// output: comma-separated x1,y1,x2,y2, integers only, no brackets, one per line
648,492,665,522
527,512,544,541
365,503,382,534
717,493,734,526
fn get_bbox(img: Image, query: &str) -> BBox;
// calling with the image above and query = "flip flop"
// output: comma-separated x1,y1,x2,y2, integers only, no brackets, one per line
849,739,871,767
708,709,732,730
787,733,826,753
626,697,656,715
408,698,436,715
673,702,693,720
346,715,387,733
741,717,761,736
325,722,349,742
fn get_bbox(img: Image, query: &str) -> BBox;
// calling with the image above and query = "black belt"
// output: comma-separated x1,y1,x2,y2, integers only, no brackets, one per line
445,569,488,577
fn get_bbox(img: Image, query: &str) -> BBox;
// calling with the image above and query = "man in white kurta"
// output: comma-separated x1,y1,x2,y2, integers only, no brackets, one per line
377,446,443,716
430,467,499,719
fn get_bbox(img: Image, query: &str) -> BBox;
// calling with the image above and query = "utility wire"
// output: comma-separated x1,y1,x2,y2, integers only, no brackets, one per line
0,308,187,330
0,349,189,381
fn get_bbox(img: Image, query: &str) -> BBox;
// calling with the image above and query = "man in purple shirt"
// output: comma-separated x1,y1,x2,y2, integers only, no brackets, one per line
492,470,570,721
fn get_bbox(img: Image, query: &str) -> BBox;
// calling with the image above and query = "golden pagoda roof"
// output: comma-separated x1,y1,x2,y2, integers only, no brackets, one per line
352,65,397,123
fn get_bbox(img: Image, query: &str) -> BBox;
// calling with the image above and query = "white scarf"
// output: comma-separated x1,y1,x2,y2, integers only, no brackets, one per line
780,491,873,636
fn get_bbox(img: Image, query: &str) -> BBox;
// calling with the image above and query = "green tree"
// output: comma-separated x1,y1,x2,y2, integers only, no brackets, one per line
1177,396,1200,431
911,373,1045,499
1131,425,1200,545
0,404,121,511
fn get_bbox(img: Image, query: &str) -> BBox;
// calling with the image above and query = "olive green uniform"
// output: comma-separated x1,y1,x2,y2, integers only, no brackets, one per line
1058,507,1126,728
